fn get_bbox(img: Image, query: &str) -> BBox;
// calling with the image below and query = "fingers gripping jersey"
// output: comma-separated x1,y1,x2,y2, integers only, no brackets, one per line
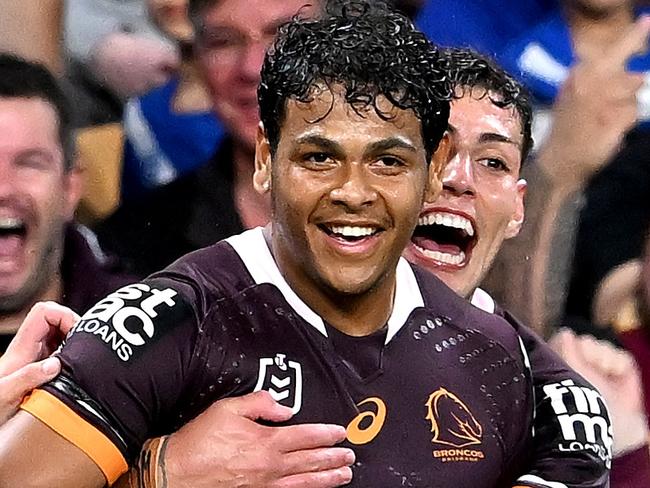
471,289,612,488
20,228,583,486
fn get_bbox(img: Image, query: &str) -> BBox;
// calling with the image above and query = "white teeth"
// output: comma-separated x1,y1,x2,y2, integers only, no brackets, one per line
417,211,474,237
0,217,23,231
417,247,466,266
330,225,376,237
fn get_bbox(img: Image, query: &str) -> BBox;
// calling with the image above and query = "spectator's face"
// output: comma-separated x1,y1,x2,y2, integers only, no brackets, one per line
255,87,442,297
195,0,318,152
403,92,526,298
147,0,193,43
0,98,80,313
569,0,631,14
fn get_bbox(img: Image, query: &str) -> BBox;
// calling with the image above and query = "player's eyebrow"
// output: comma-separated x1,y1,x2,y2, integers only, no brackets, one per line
294,134,345,158
478,132,521,148
364,137,418,156
447,123,521,148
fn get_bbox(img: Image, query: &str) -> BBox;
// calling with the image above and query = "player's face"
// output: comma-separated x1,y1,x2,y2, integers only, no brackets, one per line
195,0,318,152
258,87,441,298
0,98,79,313
404,92,526,298
147,0,193,43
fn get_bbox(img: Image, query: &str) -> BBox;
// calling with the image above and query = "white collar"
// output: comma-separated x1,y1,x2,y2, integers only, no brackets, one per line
226,227,424,344
470,287,496,314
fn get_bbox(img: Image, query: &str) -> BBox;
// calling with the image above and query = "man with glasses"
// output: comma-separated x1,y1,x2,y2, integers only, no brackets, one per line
97,0,321,277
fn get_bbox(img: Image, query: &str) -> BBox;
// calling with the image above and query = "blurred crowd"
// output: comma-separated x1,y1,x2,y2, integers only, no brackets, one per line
3,0,650,484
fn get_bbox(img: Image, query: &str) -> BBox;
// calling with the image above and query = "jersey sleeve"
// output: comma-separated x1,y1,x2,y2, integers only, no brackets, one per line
20,277,207,485
507,311,612,488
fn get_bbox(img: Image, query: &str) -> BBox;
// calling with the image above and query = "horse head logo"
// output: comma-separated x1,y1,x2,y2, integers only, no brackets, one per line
425,387,483,448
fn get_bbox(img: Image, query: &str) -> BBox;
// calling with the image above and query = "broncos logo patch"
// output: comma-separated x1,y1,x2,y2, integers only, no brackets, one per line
425,387,483,448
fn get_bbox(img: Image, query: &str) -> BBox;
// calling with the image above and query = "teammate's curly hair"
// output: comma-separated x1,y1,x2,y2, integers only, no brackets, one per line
444,47,534,161
258,0,452,161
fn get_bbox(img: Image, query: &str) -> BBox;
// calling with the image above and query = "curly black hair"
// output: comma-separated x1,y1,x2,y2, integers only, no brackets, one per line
258,1,452,161
443,47,533,162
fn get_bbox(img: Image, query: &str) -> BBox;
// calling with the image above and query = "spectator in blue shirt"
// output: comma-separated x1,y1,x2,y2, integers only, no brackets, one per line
121,0,224,200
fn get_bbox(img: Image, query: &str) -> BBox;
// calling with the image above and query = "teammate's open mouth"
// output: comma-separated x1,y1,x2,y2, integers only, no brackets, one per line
410,211,476,267
319,224,382,243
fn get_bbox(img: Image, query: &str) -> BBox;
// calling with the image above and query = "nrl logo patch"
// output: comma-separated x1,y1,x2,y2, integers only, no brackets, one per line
254,353,303,414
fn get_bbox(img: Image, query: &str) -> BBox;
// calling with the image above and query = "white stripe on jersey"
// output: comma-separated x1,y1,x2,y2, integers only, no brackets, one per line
385,258,424,344
227,228,327,337
517,474,568,488
226,227,424,343
470,287,496,314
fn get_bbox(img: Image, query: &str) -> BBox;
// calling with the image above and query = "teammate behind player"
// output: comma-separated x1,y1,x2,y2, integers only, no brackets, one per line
404,48,529,300
409,48,619,487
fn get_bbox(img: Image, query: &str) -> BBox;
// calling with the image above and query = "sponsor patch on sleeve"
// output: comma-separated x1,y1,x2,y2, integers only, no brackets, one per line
542,379,613,468
65,282,189,362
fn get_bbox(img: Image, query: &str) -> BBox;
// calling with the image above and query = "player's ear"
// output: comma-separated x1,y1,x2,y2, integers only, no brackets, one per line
62,158,84,221
505,178,527,239
254,122,272,194
425,132,451,202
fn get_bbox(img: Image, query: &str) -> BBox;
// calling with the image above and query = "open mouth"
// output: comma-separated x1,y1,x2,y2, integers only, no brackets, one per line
410,211,476,267
319,224,382,244
0,216,27,259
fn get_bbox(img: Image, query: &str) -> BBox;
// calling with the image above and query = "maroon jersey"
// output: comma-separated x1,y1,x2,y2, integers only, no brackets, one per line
22,228,608,487
472,289,612,488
